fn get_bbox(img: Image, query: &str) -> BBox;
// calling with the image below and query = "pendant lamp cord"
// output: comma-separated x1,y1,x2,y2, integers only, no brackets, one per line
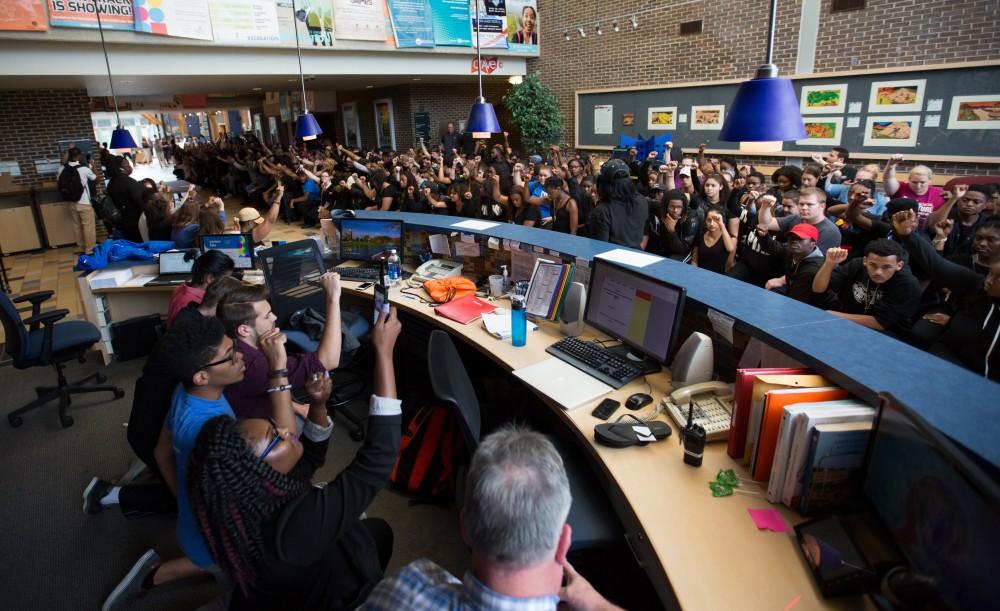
93,0,122,127
474,0,483,98
291,0,309,114
764,0,777,65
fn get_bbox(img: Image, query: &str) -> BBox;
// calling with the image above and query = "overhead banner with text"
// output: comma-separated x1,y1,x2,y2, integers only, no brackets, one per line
2,0,47,31
208,0,280,44
135,0,213,40
277,0,334,46
505,0,536,53
387,0,434,48
333,0,386,41
471,0,507,49
48,0,134,30
428,0,470,46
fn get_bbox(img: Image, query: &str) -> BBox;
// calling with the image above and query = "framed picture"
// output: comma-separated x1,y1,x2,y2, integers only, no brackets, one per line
690,105,725,130
373,98,396,150
795,117,844,146
868,80,925,113
863,115,920,147
622,112,635,126
947,94,1000,130
341,102,361,148
647,106,677,130
800,84,848,114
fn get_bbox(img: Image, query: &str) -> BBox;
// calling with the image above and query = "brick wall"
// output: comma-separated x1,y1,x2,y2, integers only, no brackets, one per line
0,89,104,189
529,0,1000,175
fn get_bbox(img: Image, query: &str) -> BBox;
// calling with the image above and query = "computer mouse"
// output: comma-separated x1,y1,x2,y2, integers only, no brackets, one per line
626,393,653,410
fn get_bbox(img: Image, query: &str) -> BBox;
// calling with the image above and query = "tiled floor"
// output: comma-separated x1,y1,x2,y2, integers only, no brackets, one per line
1,163,316,346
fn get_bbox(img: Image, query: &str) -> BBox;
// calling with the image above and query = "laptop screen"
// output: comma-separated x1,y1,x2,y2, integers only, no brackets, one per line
159,251,194,274
201,234,255,269
339,219,403,263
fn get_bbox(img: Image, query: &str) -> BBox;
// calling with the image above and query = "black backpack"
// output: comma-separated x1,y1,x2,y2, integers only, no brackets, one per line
92,193,122,230
57,164,85,201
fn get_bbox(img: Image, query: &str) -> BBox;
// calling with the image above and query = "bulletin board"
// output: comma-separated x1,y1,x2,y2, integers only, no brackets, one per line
575,61,1000,162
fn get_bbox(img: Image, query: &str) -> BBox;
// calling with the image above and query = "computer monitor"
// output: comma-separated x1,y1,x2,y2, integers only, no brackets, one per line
201,234,255,269
583,257,686,365
339,219,403,263
863,393,1000,610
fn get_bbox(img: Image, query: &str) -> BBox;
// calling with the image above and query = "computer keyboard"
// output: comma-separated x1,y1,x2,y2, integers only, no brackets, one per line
545,337,643,389
330,265,381,282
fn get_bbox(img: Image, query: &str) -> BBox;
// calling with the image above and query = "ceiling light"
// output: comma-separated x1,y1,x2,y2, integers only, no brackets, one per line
630,15,639,29
467,0,501,139
290,0,322,141
366,85,375,89
412,78,421,81
93,5,135,152
613,21,620,33
596,24,603,35
252,87,262,91
577,27,586,38
563,30,570,41
508,75,523,85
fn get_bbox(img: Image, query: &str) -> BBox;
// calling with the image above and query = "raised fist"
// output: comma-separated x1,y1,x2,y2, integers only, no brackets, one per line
825,247,849,265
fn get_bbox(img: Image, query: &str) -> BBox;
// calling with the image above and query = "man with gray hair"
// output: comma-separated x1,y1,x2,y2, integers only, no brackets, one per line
361,425,620,610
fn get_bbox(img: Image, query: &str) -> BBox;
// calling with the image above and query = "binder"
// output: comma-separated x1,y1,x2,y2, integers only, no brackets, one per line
743,374,829,468
728,367,808,459
433,294,496,325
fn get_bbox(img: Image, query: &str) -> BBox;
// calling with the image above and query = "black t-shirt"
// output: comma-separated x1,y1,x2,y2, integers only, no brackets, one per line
376,184,400,211
942,212,985,257
828,258,921,332
696,233,730,274
588,196,649,250
514,203,540,226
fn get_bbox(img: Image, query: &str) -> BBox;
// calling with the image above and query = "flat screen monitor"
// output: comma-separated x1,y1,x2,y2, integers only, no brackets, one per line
158,251,194,274
863,393,1000,610
201,234,255,269
583,257,685,365
339,219,403,263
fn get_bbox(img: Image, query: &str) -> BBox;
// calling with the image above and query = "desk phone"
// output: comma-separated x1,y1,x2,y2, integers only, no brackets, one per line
661,381,734,442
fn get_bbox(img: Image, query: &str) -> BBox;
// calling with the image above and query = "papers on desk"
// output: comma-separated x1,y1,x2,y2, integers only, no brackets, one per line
452,219,500,231
482,311,538,340
595,248,662,268
87,268,134,289
125,274,157,287
513,358,613,410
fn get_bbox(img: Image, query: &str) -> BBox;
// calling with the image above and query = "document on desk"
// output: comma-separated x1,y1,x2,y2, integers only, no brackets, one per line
454,240,481,257
452,219,500,231
595,248,662,268
514,358,613,410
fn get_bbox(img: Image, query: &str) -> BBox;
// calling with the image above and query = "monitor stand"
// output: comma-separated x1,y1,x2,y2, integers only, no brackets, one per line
607,344,662,376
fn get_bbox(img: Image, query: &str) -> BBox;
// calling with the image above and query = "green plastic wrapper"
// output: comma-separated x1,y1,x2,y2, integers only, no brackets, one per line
709,481,733,497
716,468,739,487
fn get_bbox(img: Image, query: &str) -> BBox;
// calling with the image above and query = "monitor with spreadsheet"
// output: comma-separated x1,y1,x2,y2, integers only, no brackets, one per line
584,257,686,364
339,219,403,262
201,234,255,269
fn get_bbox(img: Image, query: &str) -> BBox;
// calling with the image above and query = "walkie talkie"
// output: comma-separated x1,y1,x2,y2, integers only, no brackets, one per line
682,401,706,467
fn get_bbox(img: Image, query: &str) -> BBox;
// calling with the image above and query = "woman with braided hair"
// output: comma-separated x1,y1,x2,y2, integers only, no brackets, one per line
188,307,404,610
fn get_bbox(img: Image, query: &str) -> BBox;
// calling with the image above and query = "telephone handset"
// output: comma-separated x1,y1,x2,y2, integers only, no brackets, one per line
662,381,734,442
407,259,464,286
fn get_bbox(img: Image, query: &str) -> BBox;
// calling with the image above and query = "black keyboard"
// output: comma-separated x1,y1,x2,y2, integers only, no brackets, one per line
545,337,642,389
330,265,381,282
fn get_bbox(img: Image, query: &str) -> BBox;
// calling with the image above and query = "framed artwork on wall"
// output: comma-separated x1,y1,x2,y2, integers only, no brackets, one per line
868,80,925,113
800,84,848,114
647,106,677,130
373,98,396,150
690,105,725,130
863,115,920,147
795,117,844,146
341,102,361,148
947,94,1000,130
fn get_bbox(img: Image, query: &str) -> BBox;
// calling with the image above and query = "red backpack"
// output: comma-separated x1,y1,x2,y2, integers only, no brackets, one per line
389,403,466,500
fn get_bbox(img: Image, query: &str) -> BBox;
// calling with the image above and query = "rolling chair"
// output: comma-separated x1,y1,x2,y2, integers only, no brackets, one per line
427,330,621,551
258,239,371,440
1,290,124,428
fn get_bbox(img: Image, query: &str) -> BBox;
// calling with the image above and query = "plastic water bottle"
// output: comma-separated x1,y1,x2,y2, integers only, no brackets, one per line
511,281,528,347
387,249,401,286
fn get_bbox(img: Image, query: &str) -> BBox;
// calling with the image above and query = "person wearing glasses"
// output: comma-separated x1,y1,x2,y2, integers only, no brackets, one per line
186,308,403,610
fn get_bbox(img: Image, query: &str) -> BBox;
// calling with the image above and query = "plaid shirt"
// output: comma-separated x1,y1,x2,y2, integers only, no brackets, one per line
360,558,560,611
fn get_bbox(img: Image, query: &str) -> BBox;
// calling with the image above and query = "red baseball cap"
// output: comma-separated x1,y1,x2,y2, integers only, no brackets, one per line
788,223,819,241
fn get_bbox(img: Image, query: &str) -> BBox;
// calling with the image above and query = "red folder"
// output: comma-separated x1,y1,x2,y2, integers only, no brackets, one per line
728,368,809,459
434,294,496,325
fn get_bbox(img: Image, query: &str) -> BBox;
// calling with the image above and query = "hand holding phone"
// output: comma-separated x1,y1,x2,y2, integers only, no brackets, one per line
373,283,390,325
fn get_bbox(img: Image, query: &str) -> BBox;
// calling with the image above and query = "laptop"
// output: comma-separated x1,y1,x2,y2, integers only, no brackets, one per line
200,233,256,270
330,219,405,282
145,251,194,286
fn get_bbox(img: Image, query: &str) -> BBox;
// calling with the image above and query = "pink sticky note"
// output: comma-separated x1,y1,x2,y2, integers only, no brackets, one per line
748,508,789,533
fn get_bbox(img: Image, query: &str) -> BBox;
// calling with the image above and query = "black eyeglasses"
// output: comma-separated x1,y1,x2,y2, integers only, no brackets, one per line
260,418,282,460
202,340,237,369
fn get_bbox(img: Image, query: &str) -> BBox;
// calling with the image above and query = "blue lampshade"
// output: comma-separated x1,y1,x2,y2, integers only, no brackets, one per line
719,71,805,144
295,112,323,141
467,97,501,136
109,127,137,151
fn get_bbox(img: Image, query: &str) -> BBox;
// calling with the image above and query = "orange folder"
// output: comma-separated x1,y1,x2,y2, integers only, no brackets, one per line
434,294,496,325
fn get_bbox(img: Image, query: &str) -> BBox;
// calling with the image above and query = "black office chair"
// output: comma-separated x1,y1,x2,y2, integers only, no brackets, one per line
1,290,124,428
258,239,370,440
427,330,622,551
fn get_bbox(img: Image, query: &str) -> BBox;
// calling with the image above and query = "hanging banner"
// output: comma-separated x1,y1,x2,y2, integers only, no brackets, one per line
1,0,48,31
387,0,434,48
428,0,470,46
135,0,213,40
471,0,507,49
505,0,536,53
208,0,280,44
333,0,386,41
48,0,134,30
277,0,334,46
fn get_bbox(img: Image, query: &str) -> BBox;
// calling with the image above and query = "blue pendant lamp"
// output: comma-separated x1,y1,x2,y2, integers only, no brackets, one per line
94,2,136,152
467,0,501,138
719,0,804,152
291,0,322,141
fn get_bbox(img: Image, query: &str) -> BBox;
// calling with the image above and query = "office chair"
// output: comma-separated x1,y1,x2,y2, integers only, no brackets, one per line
427,330,622,551
1,290,124,428
258,239,370,440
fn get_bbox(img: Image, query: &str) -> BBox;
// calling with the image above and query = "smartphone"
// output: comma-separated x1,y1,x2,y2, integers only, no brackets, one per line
373,283,389,325
591,398,620,420
357,282,374,290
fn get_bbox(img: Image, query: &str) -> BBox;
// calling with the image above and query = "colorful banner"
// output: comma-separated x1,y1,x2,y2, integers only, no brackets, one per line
505,0,536,53
208,0,280,44
135,0,213,40
387,0,433,48
276,0,333,46
333,0,386,41
471,0,507,49
1,0,48,31
428,0,470,46
48,0,134,30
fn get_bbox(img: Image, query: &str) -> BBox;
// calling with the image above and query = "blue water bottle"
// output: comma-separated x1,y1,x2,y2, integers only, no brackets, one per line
387,249,401,286
511,281,528,347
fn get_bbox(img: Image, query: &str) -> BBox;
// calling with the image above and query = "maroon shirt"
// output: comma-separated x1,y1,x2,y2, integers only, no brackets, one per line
225,339,325,419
